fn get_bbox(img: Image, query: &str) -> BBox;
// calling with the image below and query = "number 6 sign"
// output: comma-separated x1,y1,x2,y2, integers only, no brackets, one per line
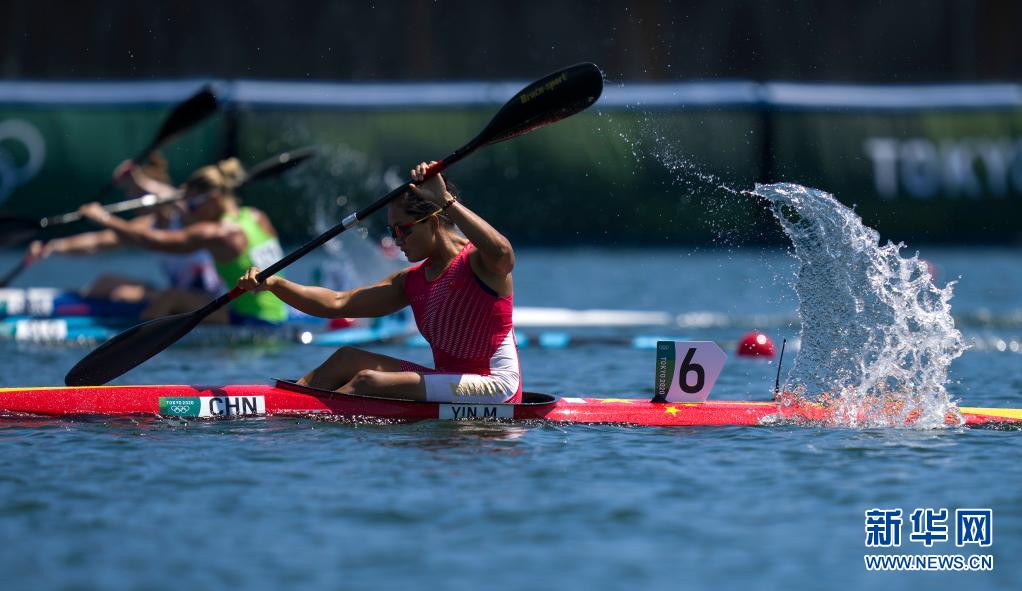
652,341,727,403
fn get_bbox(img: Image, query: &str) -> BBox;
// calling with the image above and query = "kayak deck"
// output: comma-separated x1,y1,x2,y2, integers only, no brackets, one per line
0,381,1019,428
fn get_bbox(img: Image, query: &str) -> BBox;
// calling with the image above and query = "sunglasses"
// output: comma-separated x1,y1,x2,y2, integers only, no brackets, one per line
389,208,443,240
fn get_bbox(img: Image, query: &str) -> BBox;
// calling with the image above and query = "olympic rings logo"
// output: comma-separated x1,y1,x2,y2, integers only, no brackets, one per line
0,119,46,204
167,405,192,414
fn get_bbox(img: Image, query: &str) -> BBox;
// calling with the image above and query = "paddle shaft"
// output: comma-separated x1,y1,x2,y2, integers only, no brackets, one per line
40,190,182,228
43,140,179,227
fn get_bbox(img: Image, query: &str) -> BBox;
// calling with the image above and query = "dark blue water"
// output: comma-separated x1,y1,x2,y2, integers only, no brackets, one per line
1,246,1020,590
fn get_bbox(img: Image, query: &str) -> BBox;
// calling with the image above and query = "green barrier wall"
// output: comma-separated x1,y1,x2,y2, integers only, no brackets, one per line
768,109,1022,243
0,105,226,220
1,81,1020,245
232,107,764,244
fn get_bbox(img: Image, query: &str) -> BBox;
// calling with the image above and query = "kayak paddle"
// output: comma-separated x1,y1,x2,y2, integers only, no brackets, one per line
0,147,316,288
89,87,219,203
241,146,319,183
65,62,604,386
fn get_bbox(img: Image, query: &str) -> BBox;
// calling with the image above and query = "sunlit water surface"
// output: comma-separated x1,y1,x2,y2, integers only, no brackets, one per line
1,245,1020,591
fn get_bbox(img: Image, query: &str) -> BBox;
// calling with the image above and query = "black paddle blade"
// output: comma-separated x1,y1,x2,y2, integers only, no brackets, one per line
474,63,603,149
243,146,320,185
151,87,219,149
64,312,203,386
0,214,41,246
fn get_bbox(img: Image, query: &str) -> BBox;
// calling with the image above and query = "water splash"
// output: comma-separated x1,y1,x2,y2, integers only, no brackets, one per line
616,124,739,195
752,183,967,428
297,146,405,288
613,119,759,247
262,123,405,285
581,113,965,428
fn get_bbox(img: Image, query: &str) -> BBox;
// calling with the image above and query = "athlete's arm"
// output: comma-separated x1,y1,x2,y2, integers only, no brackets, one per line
78,202,231,255
28,213,159,258
31,230,121,258
442,201,515,276
408,162,514,284
237,268,409,318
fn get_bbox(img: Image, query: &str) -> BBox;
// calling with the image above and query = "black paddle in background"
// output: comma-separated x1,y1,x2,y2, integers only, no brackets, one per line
0,147,316,288
0,87,218,249
91,87,219,203
64,62,604,387
0,214,48,248
240,146,320,185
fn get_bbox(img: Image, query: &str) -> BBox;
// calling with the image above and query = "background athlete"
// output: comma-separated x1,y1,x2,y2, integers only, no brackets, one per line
74,158,288,325
237,161,521,403
25,153,223,317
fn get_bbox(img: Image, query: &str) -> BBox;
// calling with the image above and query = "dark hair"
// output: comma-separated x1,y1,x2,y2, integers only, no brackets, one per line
395,178,461,226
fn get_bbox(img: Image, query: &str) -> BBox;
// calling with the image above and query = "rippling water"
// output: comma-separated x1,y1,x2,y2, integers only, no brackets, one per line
1,246,1020,590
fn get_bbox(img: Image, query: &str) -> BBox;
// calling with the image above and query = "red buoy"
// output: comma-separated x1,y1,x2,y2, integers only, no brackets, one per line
737,331,776,358
328,317,356,330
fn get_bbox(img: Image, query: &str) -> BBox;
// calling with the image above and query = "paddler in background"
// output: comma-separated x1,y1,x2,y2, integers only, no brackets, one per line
24,153,225,319
68,158,289,326
237,161,521,403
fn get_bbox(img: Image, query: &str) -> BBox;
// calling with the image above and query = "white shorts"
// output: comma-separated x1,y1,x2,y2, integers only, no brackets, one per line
398,360,520,403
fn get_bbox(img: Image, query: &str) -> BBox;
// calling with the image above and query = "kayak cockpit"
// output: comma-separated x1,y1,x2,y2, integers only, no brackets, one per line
272,379,559,407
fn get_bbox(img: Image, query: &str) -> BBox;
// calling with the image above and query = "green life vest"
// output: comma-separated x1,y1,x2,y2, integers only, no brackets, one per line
215,207,288,323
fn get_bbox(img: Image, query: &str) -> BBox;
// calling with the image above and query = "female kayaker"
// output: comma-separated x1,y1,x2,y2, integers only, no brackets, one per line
237,161,521,403
25,154,224,317
73,158,288,325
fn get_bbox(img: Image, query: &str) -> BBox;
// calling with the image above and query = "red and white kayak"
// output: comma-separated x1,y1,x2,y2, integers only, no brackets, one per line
1,380,1020,427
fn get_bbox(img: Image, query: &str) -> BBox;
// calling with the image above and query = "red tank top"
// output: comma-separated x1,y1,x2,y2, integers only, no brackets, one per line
403,243,520,382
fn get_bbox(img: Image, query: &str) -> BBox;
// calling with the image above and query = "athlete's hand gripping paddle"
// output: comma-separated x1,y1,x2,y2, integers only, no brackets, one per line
65,63,604,387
